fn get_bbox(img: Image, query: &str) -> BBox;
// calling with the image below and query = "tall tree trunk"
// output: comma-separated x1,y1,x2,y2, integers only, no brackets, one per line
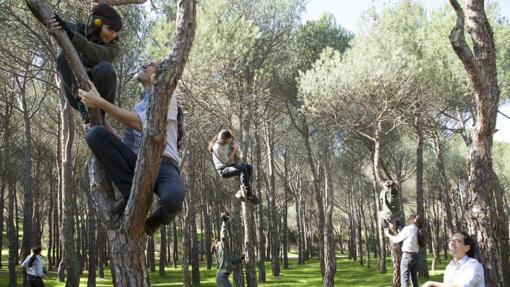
239,103,257,287
159,225,167,276
282,152,290,270
414,118,429,278
200,176,212,270
187,152,200,286
374,120,399,286
448,1,510,285
18,75,33,286
431,131,455,235
254,127,266,281
87,201,97,287
147,236,156,272
173,221,179,269
322,139,335,287
265,122,280,277
7,178,16,287
60,88,81,287
301,119,325,275
372,166,386,273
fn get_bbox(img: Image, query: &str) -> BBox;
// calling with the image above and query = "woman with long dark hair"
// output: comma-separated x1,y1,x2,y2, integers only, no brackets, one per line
21,246,45,287
49,3,123,123
385,213,425,287
208,129,259,204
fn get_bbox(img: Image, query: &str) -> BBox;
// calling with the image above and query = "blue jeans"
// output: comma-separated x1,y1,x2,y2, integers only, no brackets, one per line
86,126,184,224
401,252,419,287
219,163,253,194
216,272,231,287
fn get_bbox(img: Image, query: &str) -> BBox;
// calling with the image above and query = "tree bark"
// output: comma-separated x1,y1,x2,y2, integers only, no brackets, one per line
60,87,81,287
414,118,429,278
87,201,97,287
265,121,281,277
159,225,167,276
448,1,510,285
254,127,267,281
27,0,196,285
322,138,335,287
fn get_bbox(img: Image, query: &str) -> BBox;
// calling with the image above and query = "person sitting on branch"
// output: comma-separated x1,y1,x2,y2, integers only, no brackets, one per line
208,129,259,204
78,59,184,236
50,3,122,123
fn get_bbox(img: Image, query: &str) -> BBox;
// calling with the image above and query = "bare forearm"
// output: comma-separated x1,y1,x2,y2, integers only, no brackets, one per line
99,99,142,131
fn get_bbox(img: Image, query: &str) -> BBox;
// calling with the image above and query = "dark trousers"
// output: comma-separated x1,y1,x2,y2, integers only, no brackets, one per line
27,275,45,287
216,272,231,287
219,163,253,194
400,252,419,287
57,54,117,112
86,126,185,224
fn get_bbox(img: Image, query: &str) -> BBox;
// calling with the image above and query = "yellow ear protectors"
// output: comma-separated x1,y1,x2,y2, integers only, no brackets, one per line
94,18,102,27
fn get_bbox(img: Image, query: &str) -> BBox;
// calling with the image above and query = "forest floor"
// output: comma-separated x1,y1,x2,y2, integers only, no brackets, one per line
0,251,447,286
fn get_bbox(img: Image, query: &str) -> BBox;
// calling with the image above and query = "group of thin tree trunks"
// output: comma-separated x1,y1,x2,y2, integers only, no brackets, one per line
0,0,509,287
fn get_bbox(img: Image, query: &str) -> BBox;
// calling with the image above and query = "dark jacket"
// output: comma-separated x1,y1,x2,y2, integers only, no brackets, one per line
64,20,120,68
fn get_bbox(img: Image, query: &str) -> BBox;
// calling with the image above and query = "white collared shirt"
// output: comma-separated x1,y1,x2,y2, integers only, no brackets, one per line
443,255,485,287
388,224,419,253
21,255,44,277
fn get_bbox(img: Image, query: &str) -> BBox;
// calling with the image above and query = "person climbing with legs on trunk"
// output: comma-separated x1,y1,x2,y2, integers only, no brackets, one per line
212,212,244,287
379,179,404,233
50,3,122,124
78,59,185,236
208,129,259,204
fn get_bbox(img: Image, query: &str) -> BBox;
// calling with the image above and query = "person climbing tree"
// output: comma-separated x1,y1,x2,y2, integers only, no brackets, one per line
379,179,403,233
385,213,425,287
21,246,45,287
50,3,122,123
78,59,185,235
208,129,259,204
212,212,245,287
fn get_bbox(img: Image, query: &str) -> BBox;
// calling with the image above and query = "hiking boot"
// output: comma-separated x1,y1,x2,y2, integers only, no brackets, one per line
111,198,127,216
246,193,260,205
144,215,161,236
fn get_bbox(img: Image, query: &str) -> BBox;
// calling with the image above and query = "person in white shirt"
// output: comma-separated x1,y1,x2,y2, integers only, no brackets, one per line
385,213,425,287
21,246,45,287
422,232,485,287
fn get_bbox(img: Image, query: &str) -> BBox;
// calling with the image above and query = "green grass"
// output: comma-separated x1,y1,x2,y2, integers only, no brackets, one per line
0,254,447,287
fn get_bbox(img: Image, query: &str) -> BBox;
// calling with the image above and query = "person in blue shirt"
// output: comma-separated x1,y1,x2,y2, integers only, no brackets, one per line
78,60,184,235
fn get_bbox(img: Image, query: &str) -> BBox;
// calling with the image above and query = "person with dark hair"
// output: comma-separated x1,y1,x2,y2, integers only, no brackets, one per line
385,213,425,287
211,213,244,287
49,3,123,123
422,232,485,287
208,129,259,204
78,60,185,236
21,246,45,287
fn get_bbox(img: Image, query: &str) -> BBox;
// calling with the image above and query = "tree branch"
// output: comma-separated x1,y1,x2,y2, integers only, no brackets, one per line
96,0,148,5
124,0,196,236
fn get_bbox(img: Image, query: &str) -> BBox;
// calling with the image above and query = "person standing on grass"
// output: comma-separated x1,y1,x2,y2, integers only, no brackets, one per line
422,232,485,287
21,246,45,287
385,213,425,287
212,212,244,287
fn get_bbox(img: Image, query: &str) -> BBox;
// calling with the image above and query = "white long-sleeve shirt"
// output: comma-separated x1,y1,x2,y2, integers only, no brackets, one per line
387,224,419,253
21,255,44,277
443,256,485,287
